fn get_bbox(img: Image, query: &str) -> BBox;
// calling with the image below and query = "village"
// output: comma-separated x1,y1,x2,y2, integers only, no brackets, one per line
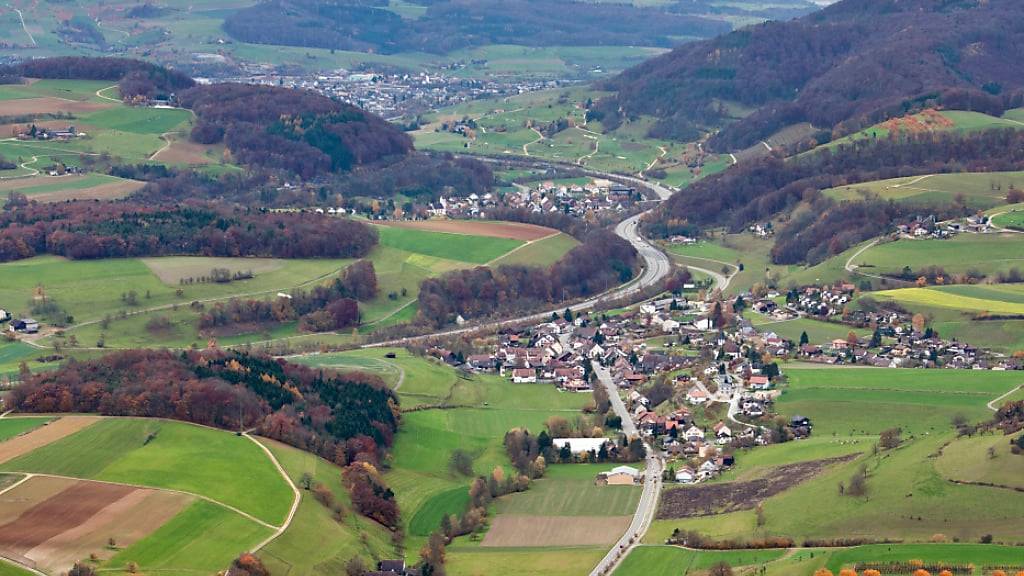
425,273,1019,488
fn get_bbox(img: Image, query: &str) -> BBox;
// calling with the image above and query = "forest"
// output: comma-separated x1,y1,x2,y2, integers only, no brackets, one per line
417,229,637,327
601,0,1024,149
0,199,378,262
180,83,413,178
10,349,400,465
0,57,194,100
645,128,1024,265
222,0,732,55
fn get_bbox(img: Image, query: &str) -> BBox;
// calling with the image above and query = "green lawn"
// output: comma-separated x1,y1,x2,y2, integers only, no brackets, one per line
79,106,192,134
446,545,607,576
103,500,272,574
375,225,523,264
492,463,641,517
0,561,35,576
826,543,1024,572
0,418,293,525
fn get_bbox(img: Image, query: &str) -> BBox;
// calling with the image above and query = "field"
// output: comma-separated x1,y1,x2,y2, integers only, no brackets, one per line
617,546,785,576
491,232,579,267
0,174,143,202
873,284,1024,315
0,416,102,465
0,475,191,574
645,367,1024,546
0,418,50,442
935,432,1024,491
750,315,870,346
0,418,293,525
854,233,1024,278
376,224,525,264
824,171,1024,210
481,516,630,547
380,220,556,241
446,546,607,576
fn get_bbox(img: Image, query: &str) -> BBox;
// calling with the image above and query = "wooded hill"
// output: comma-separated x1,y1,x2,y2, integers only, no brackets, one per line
222,0,740,55
601,0,1024,150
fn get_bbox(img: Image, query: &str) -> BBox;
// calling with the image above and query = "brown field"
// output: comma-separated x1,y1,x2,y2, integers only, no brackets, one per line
381,219,557,241
141,256,289,284
1,97,111,116
28,180,144,203
151,136,215,165
0,416,101,465
0,476,190,573
657,455,858,519
481,515,630,547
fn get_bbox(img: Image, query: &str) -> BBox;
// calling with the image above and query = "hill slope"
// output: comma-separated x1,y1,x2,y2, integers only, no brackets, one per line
601,0,1024,149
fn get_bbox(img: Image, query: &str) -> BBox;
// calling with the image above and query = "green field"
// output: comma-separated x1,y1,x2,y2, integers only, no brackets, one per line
258,438,396,575
824,171,1024,210
0,418,293,525
104,500,272,574
779,368,1021,437
935,432,1024,491
617,546,786,576
0,416,51,441
491,232,579,267
493,463,641,516
750,315,869,346
855,234,1024,278
874,284,1024,315
292,348,459,407
0,174,132,197
446,546,607,576
376,225,524,264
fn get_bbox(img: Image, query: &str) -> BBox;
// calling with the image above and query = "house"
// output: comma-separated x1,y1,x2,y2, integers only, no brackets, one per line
686,388,708,405
748,375,770,390
684,425,705,442
510,368,537,383
674,466,696,483
0,309,9,323
713,421,732,444
10,318,38,334
597,465,642,486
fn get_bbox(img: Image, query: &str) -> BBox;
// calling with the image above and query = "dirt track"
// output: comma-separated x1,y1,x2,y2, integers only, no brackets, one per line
481,515,630,547
0,416,101,464
380,220,557,241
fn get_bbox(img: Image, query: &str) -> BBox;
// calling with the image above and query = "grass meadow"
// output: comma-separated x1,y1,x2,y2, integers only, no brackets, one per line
855,234,1024,278
0,418,293,525
493,463,641,517
0,416,51,441
617,546,786,576
824,171,1024,210
375,225,524,264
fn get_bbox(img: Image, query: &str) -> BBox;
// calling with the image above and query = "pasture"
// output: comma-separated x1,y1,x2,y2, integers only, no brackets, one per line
0,418,294,525
446,545,607,576
824,171,1024,210
491,232,579,267
0,174,143,202
935,432,1024,491
493,464,641,517
750,315,869,346
257,438,395,575
854,233,1024,278
873,284,1024,315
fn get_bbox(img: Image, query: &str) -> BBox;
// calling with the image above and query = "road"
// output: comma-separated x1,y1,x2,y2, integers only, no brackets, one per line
589,362,664,576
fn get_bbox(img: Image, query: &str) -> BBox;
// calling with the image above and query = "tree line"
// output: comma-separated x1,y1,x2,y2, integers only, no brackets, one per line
0,56,194,101
417,229,637,327
198,260,379,333
11,349,400,465
0,199,378,262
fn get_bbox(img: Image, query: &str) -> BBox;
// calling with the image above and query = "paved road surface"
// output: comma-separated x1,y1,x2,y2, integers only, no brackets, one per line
590,362,663,576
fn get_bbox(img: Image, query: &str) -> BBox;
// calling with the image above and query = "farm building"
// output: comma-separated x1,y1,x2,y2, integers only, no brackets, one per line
596,465,642,485
10,318,39,333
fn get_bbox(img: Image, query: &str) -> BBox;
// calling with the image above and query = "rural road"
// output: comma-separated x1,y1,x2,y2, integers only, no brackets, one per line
844,239,883,280
590,362,664,576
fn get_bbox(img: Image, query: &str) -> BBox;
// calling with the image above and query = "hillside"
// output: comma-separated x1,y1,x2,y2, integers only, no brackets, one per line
601,0,1024,149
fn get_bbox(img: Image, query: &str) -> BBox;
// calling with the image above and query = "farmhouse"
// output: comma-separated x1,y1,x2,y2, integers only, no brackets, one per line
10,318,39,334
596,465,642,485
510,368,537,383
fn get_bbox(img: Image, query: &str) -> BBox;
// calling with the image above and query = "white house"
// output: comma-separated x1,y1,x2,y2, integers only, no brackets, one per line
511,368,537,383
675,466,696,483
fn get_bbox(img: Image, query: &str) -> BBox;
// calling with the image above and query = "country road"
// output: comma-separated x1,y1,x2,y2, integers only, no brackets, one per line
589,362,664,576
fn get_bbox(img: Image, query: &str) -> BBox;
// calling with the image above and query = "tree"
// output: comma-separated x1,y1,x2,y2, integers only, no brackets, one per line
344,557,367,576
912,313,926,333
846,330,858,347
799,331,809,346
880,427,902,450
228,553,270,576
812,570,833,576
863,571,881,576
420,530,447,576
709,562,734,576
449,449,475,476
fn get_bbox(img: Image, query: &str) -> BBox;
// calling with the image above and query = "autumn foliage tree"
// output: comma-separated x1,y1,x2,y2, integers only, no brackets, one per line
228,553,270,576
343,461,399,528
